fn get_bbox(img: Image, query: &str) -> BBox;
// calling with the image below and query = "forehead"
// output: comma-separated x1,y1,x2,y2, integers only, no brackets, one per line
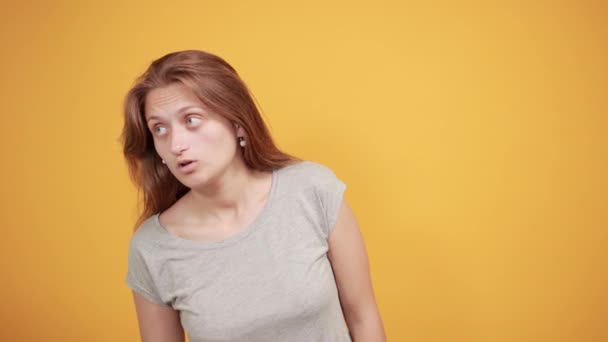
144,83,204,120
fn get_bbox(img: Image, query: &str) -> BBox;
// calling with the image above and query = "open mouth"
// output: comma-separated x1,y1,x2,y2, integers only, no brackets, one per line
179,160,195,168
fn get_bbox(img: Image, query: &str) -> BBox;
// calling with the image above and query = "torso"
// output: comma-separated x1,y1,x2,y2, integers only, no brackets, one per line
126,160,352,341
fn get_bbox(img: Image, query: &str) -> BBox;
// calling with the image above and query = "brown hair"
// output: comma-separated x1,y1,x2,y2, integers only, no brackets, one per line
120,50,301,230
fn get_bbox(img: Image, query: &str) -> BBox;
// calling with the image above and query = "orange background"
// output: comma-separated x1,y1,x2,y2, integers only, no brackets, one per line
0,1,606,341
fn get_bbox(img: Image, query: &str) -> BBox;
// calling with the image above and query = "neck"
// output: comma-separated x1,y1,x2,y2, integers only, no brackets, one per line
184,159,271,226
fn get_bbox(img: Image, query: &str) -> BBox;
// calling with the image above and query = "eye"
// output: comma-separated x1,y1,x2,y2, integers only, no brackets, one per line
186,116,202,126
153,125,167,136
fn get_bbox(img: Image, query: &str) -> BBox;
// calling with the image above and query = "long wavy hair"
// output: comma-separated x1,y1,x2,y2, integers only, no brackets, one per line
120,50,301,230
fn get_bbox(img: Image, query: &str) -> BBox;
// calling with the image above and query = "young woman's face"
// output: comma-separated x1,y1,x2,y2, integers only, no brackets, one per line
144,82,241,188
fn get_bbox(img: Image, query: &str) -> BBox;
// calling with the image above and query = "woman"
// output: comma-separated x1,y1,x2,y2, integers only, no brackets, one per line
121,50,386,342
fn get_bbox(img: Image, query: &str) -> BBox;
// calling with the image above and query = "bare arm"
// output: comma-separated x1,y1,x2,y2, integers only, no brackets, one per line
132,291,185,342
328,198,387,342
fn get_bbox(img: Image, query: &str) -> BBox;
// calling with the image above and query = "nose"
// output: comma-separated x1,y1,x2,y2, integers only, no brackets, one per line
172,143,188,155
170,134,190,155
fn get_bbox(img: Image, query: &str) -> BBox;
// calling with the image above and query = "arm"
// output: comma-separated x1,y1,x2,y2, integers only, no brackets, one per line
132,291,185,342
327,198,387,342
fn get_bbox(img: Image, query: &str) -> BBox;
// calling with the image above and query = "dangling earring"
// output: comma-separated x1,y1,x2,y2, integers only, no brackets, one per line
238,137,246,147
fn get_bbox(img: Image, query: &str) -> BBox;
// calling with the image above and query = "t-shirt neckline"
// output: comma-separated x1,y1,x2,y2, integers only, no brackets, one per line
152,167,279,249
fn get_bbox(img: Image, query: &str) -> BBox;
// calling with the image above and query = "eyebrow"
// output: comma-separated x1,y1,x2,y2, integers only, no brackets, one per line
146,105,203,122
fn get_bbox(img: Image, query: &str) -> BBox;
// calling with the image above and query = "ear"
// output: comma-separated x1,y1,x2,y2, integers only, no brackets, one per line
234,122,244,136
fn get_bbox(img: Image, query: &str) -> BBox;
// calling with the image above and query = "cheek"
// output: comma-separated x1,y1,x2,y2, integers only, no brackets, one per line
199,121,234,148
152,139,165,156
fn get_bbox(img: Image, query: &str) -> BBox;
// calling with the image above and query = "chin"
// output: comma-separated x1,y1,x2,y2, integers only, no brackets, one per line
180,172,214,190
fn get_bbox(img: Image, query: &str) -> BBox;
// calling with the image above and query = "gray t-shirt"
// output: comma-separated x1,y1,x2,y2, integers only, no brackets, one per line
125,160,351,341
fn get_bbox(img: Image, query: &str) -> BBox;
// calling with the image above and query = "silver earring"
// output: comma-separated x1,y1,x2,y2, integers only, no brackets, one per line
162,159,166,164
238,137,246,147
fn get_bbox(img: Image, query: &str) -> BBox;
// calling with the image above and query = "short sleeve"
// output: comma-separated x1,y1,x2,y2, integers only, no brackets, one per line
125,237,168,306
313,163,347,238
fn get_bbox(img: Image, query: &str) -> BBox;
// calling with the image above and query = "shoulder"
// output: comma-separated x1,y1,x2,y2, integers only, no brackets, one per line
280,160,347,239
128,215,162,252
278,160,342,187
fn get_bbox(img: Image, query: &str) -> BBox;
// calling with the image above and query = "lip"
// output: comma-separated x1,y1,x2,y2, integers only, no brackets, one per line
177,160,197,173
